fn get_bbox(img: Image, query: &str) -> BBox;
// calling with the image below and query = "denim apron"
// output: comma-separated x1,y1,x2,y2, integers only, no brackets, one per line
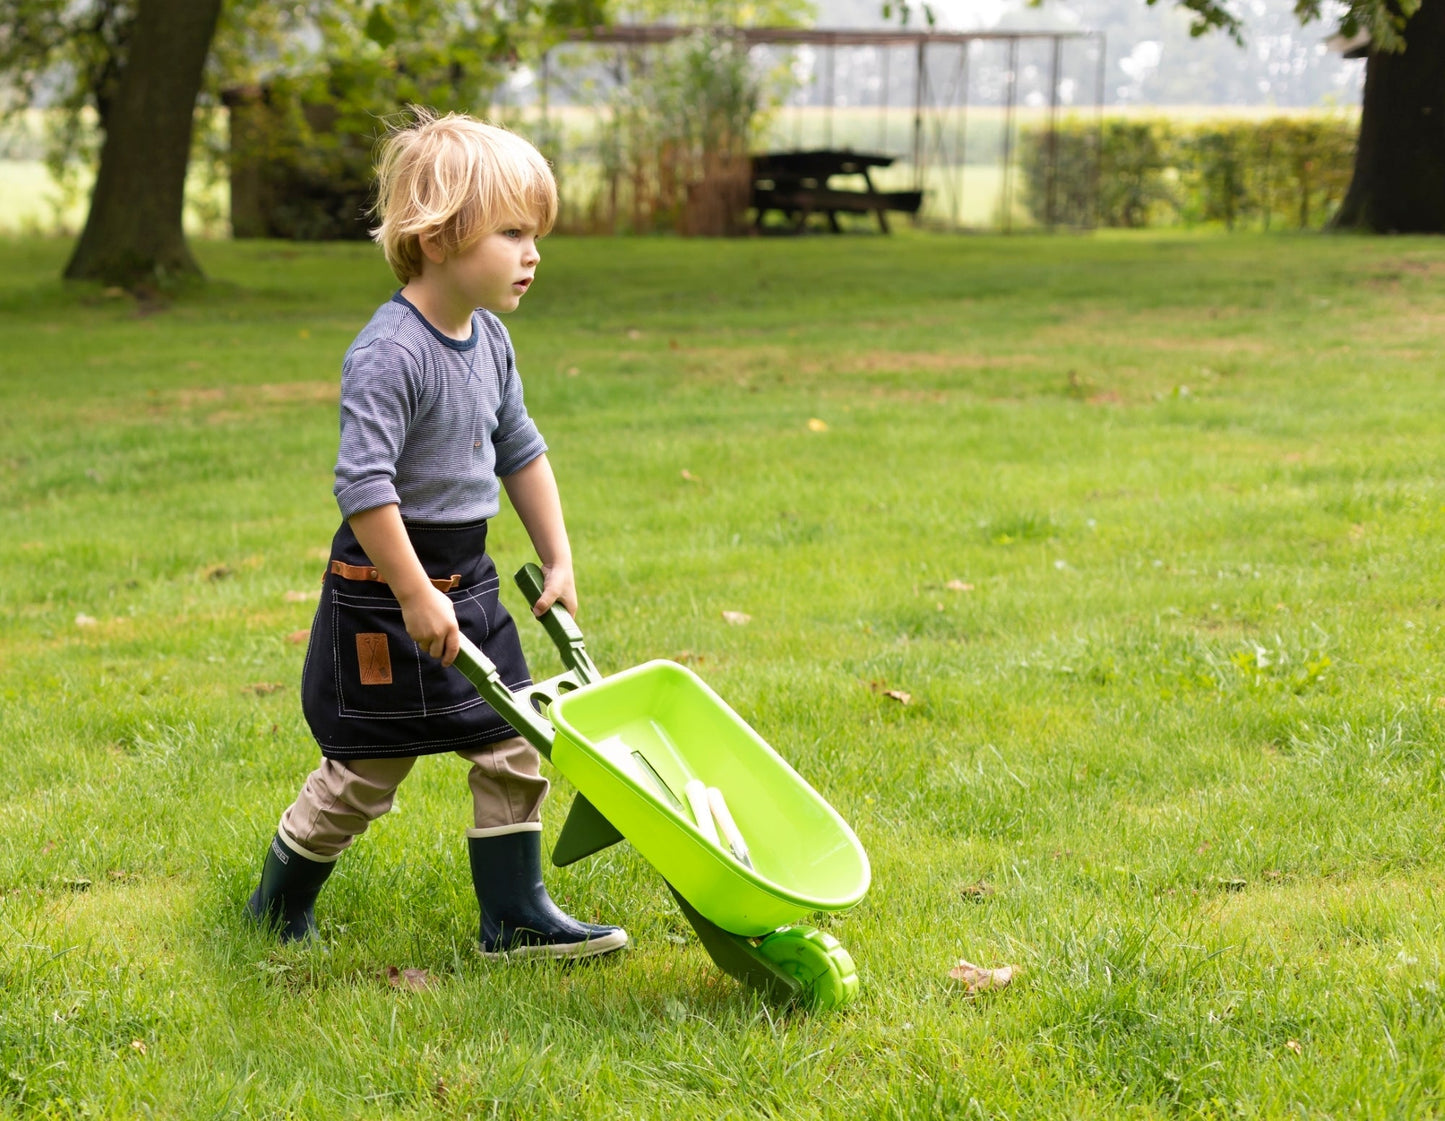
300,519,530,759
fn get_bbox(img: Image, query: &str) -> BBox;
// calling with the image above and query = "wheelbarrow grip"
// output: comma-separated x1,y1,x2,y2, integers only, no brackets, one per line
514,562,600,685
451,633,555,758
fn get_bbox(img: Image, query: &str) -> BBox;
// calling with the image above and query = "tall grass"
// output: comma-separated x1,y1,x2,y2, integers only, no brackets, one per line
2,230,1444,1117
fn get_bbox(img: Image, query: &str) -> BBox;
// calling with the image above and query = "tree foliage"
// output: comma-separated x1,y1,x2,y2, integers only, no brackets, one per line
217,1,597,240
0,0,607,284
1,0,607,177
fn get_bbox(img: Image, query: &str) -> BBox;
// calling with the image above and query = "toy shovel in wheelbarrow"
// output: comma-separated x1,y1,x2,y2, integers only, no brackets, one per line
453,564,871,1010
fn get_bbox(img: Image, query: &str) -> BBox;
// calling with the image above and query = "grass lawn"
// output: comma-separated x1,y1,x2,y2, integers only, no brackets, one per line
2,228,1444,1118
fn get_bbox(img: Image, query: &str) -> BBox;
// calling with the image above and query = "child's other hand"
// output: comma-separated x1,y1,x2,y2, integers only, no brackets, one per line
400,585,461,666
533,561,578,619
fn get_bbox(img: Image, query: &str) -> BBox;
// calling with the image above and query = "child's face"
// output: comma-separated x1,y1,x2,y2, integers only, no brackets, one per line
445,223,542,314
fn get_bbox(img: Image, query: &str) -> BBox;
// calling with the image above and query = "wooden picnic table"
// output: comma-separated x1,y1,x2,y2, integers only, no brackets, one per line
750,149,924,234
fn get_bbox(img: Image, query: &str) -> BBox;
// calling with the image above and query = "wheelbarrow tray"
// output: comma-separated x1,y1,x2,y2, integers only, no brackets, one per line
546,659,870,938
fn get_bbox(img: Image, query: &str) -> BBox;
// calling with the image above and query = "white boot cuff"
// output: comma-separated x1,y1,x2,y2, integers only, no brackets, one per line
466,822,544,839
277,820,342,863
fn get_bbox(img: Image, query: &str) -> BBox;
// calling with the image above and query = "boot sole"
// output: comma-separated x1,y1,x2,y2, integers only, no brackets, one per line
480,928,629,961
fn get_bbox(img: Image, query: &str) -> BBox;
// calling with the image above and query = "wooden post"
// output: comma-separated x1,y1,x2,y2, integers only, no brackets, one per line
912,39,926,192
1001,36,1018,233
1046,35,1062,229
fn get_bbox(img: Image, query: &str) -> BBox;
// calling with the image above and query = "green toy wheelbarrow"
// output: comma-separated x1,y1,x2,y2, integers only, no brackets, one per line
452,564,871,1009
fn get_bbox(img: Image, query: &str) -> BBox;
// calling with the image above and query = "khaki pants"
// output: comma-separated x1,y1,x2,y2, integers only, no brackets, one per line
279,735,548,859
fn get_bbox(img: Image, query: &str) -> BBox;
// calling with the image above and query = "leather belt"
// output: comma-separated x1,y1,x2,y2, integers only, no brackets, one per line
329,559,460,592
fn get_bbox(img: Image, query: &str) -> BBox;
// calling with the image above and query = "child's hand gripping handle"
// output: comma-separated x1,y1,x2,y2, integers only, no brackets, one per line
515,563,600,685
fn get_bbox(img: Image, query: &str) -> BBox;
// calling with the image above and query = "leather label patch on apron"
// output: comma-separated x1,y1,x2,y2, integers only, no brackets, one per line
356,633,393,685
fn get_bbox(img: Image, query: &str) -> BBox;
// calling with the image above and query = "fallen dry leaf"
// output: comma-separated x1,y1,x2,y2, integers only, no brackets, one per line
680,469,700,482
721,610,751,626
286,629,311,645
204,564,234,582
949,959,1016,994
284,589,318,603
945,579,975,592
807,417,829,432
960,881,994,901
75,613,98,627
129,1040,147,1055
245,682,286,696
1285,1039,1302,1055
867,680,911,704
385,966,433,991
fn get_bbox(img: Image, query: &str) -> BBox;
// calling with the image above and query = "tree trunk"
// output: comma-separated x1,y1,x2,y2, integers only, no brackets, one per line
1334,0,1445,232
63,0,223,286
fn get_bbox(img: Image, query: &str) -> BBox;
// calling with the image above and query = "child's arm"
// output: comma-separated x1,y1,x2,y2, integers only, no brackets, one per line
348,503,462,667
501,454,577,618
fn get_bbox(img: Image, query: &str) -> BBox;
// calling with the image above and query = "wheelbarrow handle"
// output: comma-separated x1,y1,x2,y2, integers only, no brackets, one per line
452,634,556,758
514,562,601,686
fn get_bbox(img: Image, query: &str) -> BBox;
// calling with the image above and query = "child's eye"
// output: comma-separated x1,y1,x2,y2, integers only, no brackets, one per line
502,229,522,239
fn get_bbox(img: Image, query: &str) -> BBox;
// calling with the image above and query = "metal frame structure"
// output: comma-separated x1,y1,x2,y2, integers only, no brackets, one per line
534,24,1106,231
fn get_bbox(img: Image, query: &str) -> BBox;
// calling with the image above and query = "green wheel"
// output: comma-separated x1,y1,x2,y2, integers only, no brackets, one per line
756,926,859,1009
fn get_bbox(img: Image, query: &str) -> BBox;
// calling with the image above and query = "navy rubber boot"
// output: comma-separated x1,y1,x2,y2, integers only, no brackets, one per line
468,827,627,960
245,831,336,943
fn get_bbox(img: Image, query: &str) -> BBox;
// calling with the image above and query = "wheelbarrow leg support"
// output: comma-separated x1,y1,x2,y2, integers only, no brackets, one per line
552,793,625,867
666,883,803,1004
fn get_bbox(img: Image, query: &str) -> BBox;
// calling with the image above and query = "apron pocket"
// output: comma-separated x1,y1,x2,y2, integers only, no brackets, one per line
331,588,490,721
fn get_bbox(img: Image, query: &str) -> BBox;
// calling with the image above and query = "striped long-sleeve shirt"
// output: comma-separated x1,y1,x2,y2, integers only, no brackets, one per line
333,292,547,524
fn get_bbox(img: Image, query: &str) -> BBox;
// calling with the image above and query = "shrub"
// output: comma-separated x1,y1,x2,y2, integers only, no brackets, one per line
224,54,502,241
1021,114,1357,231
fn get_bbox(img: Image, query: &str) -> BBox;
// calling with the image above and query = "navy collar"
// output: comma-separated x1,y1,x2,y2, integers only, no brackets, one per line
391,290,478,351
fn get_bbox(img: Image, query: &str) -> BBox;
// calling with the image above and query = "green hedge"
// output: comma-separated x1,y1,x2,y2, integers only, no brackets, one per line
1020,115,1357,230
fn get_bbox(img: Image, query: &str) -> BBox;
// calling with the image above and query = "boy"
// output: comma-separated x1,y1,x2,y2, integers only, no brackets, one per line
245,110,626,960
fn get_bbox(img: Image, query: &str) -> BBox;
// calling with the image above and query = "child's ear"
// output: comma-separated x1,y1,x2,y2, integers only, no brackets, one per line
418,234,447,265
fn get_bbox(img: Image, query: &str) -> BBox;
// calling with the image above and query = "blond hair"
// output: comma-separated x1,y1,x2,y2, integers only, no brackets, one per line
370,109,558,283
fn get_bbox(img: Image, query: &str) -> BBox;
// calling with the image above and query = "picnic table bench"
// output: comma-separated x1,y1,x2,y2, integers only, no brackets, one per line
750,149,924,234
